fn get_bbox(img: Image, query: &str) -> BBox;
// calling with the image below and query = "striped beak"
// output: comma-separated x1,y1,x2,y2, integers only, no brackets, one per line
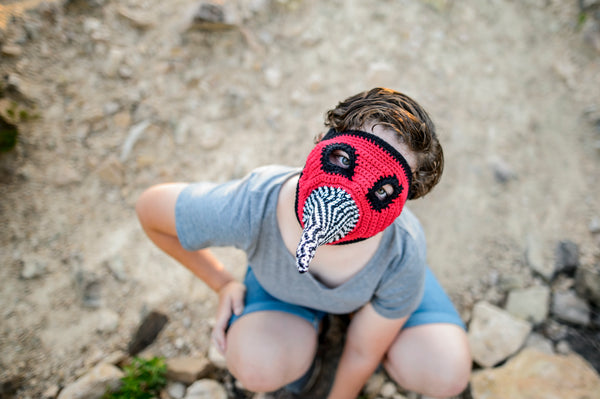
295,186,359,273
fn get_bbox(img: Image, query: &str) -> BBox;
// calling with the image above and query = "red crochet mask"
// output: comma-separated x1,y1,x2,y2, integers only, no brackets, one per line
294,129,413,273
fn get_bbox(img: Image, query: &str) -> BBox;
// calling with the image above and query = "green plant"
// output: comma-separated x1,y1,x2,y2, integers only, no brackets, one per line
0,117,18,153
103,357,168,399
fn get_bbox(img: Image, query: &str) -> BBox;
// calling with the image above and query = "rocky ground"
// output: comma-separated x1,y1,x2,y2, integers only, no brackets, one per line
1,0,600,398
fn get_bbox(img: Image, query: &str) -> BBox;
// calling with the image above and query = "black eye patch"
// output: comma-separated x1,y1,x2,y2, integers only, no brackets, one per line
321,143,356,180
367,176,402,211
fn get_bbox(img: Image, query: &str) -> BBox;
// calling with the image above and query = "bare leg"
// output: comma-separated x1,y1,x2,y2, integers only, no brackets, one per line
383,323,471,398
226,311,319,393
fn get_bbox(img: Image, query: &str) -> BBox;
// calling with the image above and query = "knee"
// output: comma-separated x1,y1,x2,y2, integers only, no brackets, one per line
385,342,472,398
427,356,472,398
226,348,292,392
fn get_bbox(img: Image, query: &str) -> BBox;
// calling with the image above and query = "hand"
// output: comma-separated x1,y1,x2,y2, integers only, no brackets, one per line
212,280,246,355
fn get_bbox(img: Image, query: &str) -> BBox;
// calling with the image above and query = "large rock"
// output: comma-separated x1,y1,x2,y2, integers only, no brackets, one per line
471,348,600,399
505,286,550,324
166,357,211,384
468,301,532,367
57,363,123,399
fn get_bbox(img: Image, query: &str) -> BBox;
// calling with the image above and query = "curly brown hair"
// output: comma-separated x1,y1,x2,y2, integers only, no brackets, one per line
322,87,443,199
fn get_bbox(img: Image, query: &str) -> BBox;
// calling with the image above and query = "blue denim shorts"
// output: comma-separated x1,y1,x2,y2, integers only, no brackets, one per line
229,267,465,330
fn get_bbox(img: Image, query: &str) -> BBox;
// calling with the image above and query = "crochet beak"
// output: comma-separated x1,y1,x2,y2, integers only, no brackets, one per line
295,186,359,273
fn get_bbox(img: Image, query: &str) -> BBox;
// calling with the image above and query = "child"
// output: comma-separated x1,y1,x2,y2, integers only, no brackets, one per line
136,88,471,398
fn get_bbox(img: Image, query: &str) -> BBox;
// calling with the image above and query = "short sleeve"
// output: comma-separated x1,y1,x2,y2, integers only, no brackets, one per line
175,175,262,252
371,238,426,319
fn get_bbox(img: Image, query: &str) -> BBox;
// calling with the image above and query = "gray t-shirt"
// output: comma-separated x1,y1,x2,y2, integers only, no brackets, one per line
175,165,426,319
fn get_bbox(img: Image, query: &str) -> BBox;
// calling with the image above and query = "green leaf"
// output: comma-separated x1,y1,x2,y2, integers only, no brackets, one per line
103,357,167,399
0,118,18,152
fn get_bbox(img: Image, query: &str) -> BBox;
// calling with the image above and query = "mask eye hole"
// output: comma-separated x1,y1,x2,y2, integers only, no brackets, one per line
374,185,394,200
329,149,351,168
321,143,356,179
367,176,402,211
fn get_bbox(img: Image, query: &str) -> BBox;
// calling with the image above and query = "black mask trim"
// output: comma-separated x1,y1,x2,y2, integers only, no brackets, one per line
322,128,413,193
320,142,356,180
366,175,402,212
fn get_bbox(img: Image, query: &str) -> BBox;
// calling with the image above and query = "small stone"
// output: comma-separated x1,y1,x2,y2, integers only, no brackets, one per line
95,309,120,333
525,235,553,281
468,301,532,368
542,319,569,341
75,269,102,308
51,163,82,187
2,44,23,57
551,290,591,326
20,257,47,279
103,101,120,116
575,264,600,307
264,67,282,88
102,350,128,366
4,73,41,103
189,3,237,31
82,17,102,34
207,342,227,369
589,217,600,234
166,357,211,384
555,240,579,276
505,286,550,324
524,332,554,354
363,372,386,398
166,382,186,399
555,340,571,355
184,379,227,399
380,381,397,398
104,256,127,282
57,363,124,399
490,157,517,183
118,65,133,79
103,48,125,78
42,384,59,398
470,348,600,399
117,7,155,29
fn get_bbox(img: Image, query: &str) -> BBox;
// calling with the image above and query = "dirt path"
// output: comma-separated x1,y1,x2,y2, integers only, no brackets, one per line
1,0,599,397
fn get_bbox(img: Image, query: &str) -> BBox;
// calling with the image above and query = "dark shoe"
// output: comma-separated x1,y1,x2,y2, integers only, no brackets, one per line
283,355,322,395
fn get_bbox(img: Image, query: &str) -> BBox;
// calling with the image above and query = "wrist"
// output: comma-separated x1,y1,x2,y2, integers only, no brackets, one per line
215,277,236,294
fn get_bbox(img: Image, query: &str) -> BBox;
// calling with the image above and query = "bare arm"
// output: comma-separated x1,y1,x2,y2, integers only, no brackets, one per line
135,183,236,292
136,184,245,352
327,304,407,399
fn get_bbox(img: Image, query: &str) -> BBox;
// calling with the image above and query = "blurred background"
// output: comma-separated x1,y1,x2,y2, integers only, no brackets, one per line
1,0,599,398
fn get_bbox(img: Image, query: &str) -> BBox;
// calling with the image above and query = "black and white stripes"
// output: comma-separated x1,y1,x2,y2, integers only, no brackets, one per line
295,187,359,273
